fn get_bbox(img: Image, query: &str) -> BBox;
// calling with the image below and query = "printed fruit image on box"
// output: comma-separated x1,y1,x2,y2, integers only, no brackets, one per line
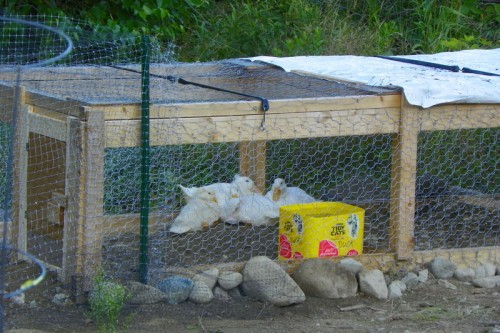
278,202,364,260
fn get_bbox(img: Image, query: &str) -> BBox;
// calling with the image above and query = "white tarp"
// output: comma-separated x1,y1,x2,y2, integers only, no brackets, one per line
248,48,500,108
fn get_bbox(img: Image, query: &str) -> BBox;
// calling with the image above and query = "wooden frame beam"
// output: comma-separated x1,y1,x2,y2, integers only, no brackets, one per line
389,95,419,260
104,107,401,148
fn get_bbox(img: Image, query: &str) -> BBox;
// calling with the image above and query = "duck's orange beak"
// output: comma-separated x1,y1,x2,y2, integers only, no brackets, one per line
272,188,281,201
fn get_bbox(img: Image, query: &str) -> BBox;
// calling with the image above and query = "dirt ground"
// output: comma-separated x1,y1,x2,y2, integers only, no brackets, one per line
3,269,500,333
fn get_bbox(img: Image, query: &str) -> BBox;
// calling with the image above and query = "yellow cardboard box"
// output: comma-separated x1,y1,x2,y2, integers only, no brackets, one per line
278,202,364,259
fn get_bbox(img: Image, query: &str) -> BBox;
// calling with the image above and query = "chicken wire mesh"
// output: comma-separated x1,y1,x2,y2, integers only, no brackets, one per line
0,14,498,322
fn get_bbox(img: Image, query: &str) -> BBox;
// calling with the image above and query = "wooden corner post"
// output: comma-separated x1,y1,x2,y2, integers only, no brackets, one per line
60,116,82,284
11,85,28,258
389,94,419,260
76,107,105,297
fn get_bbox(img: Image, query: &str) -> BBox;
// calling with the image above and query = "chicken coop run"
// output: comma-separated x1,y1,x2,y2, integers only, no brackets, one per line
1,56,499,298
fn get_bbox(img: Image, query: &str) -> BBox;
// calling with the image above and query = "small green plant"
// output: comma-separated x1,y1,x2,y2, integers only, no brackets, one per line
89,269,129,333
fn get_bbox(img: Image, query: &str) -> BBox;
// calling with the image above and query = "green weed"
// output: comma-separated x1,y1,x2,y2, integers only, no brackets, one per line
89,269,130,333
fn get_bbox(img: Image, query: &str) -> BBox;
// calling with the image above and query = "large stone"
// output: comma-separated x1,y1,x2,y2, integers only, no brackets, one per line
339,258,363,275
454,268,475,282
474,265,486,279
156,276,194,304
213,286,232,302
388,281,404,298
124,281,168,305
189,281,214,304
358,269,388,299
428,257,456,279
472,276,500,289
193,268,219,290
292,259,357,299
417,269,429,283
481,263,497,277
227,287,242,299
218,271,243,290
391,280,407,293
401,272,419,289
241,256,305,307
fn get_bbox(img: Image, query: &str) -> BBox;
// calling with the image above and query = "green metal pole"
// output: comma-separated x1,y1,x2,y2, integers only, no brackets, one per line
139,36,150,284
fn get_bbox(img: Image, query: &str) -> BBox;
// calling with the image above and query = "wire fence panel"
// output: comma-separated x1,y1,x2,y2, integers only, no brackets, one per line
415,128,499,251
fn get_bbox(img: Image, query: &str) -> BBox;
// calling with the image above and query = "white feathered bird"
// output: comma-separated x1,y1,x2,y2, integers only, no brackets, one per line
231,174,260,195
234,193,279,226
179,182,231,205
169,187,221,234
178,175,258,213
219,175,262,223
222,176,279,226
265,178,317,207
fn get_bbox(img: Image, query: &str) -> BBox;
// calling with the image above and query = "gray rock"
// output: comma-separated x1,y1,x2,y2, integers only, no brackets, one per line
10,293,25,305
124,281,168,305
437,279,457,290
193,268,219,290
474,265,487,279
496,265,500,275
472,276,500,289
218,271,243,290
454,268,475,282
52,293,69,306
189,281,214,304
213,286,231,302
391,280,407,292
401,272,419,289
156,276,194,304
292,258,357,299
241,256,305,307
358,269,388,299
417,269,429,283
482,263,497,277
388,281,404,298
339,258,363,275
227,287,242,298
428,257,456,279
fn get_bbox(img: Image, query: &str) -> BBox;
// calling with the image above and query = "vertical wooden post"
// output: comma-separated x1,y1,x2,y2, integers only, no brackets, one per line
60,116,81,284
389,94,419,260
11,86,28,258
79,107,105,294
239,141,267,193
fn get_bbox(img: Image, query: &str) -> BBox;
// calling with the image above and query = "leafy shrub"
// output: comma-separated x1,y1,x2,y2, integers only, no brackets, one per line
89,269,129,333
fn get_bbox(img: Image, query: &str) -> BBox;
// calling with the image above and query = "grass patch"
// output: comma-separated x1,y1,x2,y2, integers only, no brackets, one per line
411,306,460,322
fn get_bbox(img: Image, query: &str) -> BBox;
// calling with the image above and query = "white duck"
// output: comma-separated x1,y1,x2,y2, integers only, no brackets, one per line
265,178,317,208
169,187,221,234
219,175,261,223
178,174,258,214
179,182,232,206
231,174,261,194
222,176,279,226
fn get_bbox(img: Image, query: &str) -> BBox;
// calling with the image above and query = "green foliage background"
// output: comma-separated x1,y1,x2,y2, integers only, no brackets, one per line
2,0,499,61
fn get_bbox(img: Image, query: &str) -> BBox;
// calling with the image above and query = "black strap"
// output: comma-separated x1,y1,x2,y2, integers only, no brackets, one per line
462,67,500,77
106,65,270,129
177,78,269,111
376,55,500,77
